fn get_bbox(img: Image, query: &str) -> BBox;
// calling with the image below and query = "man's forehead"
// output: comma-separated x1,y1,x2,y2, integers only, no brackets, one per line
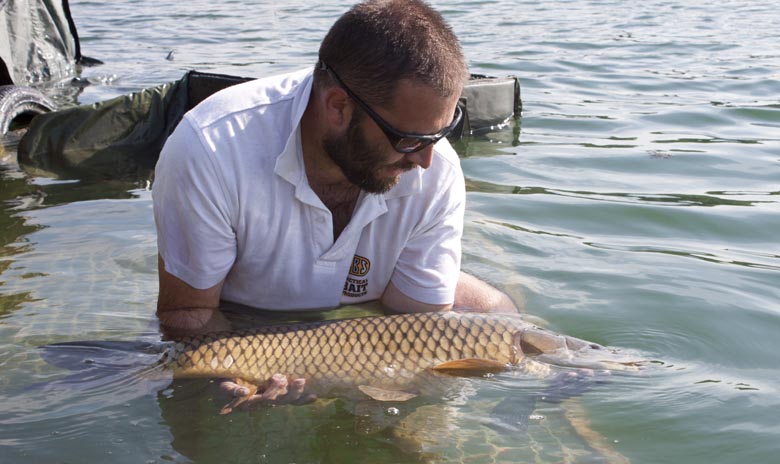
383,79,461,129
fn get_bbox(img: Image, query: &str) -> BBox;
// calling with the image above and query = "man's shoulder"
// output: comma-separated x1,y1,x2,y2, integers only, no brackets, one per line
425,137,464,188
425,139,465,199
433,137,462,173
159,67,313,192
185,67,313,129
388,138,463,201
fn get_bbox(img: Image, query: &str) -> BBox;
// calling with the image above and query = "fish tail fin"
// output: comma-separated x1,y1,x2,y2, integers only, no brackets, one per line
36,340,165,391
40,340,160,368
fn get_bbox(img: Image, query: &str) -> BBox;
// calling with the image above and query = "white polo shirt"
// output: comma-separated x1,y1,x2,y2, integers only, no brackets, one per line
152,67,465,310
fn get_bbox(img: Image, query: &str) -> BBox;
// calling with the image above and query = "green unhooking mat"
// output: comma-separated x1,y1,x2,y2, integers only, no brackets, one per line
17,71,519,180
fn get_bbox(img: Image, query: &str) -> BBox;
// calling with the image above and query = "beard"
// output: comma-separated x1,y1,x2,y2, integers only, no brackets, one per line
322,113,415,194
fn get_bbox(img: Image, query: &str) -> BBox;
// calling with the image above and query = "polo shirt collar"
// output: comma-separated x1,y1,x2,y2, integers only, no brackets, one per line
275,69,314,190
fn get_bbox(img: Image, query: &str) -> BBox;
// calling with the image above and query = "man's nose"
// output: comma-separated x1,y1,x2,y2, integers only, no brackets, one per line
406,144,435,169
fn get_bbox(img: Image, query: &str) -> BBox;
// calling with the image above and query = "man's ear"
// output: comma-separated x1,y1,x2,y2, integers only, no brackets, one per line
322,86,353,130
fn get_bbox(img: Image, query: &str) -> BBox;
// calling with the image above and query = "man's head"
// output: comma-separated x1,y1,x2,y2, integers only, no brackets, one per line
316,0,467,108
314,0,468,193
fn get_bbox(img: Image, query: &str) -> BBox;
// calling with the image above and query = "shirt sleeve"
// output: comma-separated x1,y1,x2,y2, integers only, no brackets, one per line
152,117,237,289
390,160,465,305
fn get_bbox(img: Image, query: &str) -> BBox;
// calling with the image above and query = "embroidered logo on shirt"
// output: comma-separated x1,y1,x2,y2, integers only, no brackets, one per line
350,256,370,276
343,255,370,298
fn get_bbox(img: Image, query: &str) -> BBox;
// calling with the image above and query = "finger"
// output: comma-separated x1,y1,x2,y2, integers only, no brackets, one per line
296,393,318,405
259,374,289,401
218,380,258,415
285,378,306,403
219,380,251,398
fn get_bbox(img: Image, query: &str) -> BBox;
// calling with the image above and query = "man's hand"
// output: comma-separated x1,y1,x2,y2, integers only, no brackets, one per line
218,374,317,414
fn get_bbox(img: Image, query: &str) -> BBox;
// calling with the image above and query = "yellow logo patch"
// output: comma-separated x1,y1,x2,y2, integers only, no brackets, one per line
344,255,370,298
350,255,370,277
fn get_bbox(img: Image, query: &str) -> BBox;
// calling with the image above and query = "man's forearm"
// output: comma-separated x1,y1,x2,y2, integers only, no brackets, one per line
157,306,232,338
157,255,230,338
381,281,453,314
453,272,518,313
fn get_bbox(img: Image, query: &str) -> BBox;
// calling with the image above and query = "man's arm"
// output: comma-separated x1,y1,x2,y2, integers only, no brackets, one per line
157,255,231,338
452,272,518,313
381,281,453,314
382,271,517,314
157,255,314,408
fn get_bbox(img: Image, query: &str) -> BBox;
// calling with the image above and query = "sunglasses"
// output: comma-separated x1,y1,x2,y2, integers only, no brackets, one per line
319,61,463,154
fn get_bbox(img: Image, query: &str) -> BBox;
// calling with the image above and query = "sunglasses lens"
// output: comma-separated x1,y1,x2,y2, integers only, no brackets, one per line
395,137,431,153
393,106,462,153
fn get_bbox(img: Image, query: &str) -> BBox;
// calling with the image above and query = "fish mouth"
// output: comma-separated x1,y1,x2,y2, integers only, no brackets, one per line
514,327,645,372
519,327,604,355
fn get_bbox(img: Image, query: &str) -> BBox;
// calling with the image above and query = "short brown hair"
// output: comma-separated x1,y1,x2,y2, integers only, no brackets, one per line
316,0,467,107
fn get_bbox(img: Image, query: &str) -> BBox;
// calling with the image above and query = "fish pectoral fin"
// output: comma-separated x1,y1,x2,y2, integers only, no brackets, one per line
219,379,259,415
358,385,417,402
432,358,507,376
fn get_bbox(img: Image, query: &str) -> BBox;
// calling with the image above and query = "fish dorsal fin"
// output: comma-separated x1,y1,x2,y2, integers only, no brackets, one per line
432,358,507,376
358,385,417,402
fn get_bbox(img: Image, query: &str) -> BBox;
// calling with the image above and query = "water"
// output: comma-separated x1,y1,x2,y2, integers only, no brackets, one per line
1,0,779,462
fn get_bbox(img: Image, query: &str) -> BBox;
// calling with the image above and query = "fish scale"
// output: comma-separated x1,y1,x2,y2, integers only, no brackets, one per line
158,310,639,405
164,312,523,396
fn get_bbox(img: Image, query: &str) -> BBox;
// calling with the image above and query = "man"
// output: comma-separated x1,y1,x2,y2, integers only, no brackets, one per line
152,0,516,408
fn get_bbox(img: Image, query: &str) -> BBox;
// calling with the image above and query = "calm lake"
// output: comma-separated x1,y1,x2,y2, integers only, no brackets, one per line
1,0,779,463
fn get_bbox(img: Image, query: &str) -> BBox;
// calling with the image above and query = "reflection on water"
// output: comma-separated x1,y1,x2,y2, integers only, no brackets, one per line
0,166,45,318
468,177,772,207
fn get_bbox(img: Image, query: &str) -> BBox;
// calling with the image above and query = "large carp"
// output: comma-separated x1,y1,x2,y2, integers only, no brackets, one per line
157,312,638,412
40,312,639,414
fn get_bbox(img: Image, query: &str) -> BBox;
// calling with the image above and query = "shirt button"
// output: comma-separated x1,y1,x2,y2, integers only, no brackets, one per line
316,216,326,224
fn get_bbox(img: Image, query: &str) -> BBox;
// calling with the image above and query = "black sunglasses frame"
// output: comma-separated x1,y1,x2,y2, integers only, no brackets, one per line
318,61,462,154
